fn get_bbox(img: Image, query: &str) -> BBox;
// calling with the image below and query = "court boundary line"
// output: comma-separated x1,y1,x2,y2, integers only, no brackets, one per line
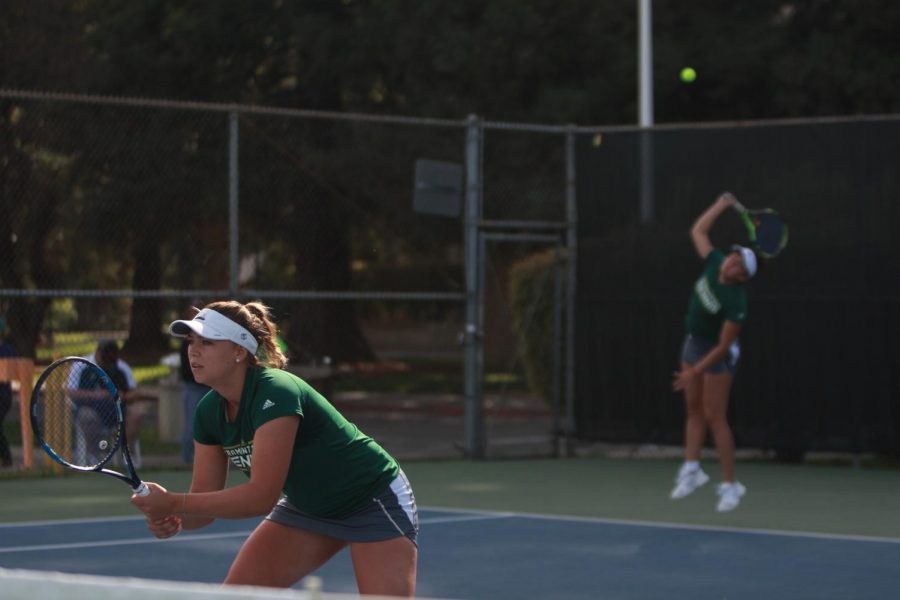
4,506,897,547
0,511,508,530
0,515,145,528
0,511,516,554
0,530,254,554
424,505,900,545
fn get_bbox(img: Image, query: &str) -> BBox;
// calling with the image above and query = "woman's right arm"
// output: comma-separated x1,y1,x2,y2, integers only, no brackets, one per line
181,442,229,530
690,192,737,259
132,417,297,525
132,441,227,538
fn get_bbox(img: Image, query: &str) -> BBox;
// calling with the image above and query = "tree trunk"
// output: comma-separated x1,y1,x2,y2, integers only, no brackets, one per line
124,238,168,360
0,106,60,359
282,202,373,364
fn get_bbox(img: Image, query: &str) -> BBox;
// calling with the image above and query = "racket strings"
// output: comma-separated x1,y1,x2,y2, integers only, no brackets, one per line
33,362,122,468
754,213,788,256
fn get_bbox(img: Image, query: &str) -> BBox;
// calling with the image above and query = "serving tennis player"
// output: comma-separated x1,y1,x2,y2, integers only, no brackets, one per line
670,192,757,513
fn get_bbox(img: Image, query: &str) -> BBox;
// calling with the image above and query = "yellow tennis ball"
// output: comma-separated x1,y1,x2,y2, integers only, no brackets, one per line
680,67,697,83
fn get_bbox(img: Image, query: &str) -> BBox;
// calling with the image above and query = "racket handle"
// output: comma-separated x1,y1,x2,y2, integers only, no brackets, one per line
717,191,745,212
727,195,747,213
134,482,151,497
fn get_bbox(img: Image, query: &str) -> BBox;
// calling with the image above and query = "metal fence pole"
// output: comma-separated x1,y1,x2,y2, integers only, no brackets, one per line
464,114,485,459
638,0,655,223
564,127,578,456
551,241,563,457
228,110,240,297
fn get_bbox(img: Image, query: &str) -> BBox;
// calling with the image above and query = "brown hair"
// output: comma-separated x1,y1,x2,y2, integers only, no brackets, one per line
203,300,288,369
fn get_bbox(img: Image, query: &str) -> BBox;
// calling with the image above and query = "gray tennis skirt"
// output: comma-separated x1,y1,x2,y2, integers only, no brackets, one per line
680,334,740,374
266,470,419,546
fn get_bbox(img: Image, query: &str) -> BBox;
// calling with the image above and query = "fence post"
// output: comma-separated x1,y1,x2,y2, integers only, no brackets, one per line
228,110,240,297
463,114,485,459
563,126,578,455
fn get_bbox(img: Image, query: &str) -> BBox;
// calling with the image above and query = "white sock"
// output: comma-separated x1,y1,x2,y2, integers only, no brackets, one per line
681,460,700,474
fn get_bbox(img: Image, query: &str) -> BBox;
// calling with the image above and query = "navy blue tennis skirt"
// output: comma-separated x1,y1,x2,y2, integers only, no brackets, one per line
680,335,740,374
266,470,418,546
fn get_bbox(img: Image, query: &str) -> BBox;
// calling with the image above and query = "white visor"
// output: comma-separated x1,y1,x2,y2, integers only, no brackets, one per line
731,245,758,279
168,308,259,355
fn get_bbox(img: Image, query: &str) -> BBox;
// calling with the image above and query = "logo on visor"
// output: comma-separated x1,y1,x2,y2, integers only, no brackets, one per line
240,333,247,340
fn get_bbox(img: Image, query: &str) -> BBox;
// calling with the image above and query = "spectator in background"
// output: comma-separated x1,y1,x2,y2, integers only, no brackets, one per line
85,339,143,467
0,318,18,468
179,337,210,463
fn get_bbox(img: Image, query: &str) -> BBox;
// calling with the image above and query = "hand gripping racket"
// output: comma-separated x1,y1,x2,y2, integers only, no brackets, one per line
30,356,149,496
731,197,789,258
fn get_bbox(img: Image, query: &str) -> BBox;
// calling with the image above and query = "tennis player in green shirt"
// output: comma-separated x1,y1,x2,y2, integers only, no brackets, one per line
131,300,418,597
670,192,756,513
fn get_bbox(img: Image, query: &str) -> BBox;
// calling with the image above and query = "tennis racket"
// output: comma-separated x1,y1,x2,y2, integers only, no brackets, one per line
731,197,789,258
30,356,149,495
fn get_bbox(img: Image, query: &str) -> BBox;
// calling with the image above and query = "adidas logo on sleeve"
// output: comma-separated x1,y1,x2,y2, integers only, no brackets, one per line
262,399,275,410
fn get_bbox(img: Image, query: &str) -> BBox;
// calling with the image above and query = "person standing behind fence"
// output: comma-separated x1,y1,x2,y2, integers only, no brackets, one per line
178,336,209,464
670,192,757,513
0,319,18,468
131,300,418,597
84,340,143,467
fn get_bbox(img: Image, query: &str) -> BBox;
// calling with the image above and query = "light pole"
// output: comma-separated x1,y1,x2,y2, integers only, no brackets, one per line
638,0,655,223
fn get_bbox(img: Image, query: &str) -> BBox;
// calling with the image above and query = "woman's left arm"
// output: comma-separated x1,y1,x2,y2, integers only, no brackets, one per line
672,321,742,391
132,416,300,520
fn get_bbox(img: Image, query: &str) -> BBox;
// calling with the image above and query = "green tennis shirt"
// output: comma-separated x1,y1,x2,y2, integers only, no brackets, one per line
685,249,748,341
193,367,399,519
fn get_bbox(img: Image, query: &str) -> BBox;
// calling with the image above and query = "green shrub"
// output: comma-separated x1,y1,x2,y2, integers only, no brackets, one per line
507,248,567,406
47,298,79,330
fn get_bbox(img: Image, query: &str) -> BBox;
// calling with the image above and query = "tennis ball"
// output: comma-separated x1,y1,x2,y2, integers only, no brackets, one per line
680,67,697,83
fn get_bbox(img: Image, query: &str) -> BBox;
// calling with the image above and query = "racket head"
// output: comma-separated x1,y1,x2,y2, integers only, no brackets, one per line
30,356,124,470
747,209,789,258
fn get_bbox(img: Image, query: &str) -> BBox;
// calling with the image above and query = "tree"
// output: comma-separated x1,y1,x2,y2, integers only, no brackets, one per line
0,1,100,357
4,0,900,361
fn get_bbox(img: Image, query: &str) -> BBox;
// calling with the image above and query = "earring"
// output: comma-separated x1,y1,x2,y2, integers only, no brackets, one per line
235,358,241,363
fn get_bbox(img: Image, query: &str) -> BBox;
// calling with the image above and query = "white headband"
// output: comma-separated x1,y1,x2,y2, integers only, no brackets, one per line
732,245,758,278
168,308,259,355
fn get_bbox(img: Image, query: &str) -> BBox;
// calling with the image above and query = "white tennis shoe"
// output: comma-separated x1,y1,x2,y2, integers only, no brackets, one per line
716,481,746,512
669,466,710,499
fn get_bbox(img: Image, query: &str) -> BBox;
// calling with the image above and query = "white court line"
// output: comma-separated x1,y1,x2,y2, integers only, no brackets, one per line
0,511,513,554
0,530,252,554
419,512,516,525
5,506,895,553
0,515,145,528
0,510,508,531
424,505,900,545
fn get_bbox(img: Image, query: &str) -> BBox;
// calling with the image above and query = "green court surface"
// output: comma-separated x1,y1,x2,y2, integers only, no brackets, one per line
2,457,899,539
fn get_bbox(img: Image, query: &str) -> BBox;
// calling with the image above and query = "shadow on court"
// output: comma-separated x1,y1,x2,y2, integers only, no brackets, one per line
1,508,899,599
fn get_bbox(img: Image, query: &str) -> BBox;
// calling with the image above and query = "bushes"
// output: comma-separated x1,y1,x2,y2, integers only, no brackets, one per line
507,248,566,406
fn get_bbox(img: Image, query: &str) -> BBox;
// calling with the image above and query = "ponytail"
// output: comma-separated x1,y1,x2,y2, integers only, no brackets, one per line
203,300,288,369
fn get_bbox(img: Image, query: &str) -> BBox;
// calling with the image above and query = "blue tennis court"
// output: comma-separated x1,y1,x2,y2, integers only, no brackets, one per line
1,507,897,599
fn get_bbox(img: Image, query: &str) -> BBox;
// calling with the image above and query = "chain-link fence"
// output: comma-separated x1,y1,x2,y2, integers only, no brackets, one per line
5,89,899,468
4,90,897,468
0,90,578,467
575,115,900,460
